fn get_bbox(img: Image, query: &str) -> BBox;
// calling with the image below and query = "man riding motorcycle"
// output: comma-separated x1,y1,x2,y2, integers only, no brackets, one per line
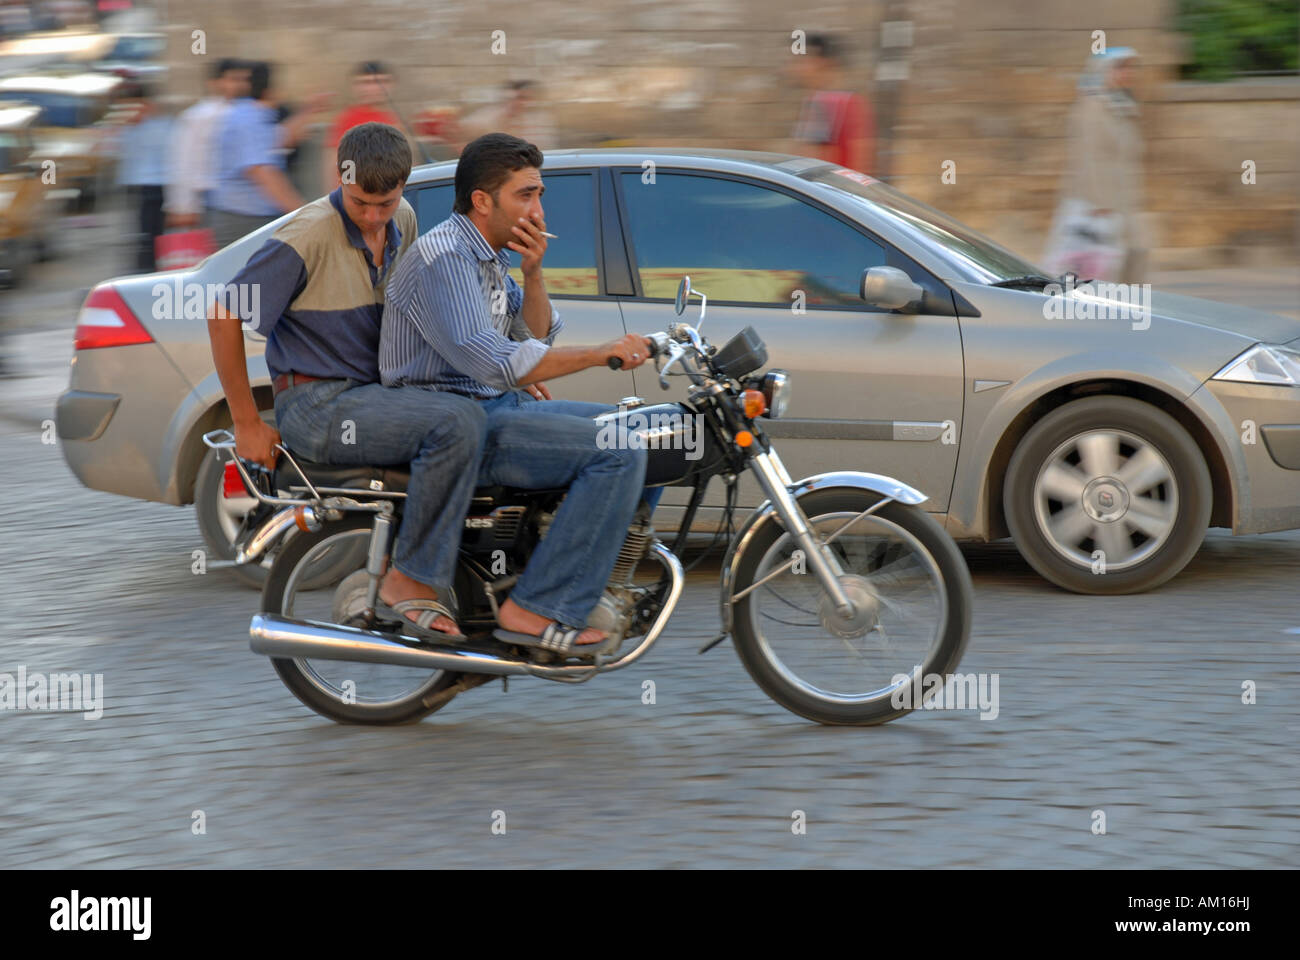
381,132,657,654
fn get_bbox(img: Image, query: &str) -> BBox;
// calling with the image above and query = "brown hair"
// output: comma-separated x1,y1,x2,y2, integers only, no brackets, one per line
337,122,412,194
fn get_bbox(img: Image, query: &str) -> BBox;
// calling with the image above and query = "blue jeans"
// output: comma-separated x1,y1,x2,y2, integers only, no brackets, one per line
274,380,487,598
477,390,647,627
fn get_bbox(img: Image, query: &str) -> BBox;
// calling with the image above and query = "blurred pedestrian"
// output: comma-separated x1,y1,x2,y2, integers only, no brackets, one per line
461,80,557,150
788,34,874,173
209,61,305,248
323,61,410,188
165,58,250,230
117,82,174,273
412,104,464,161
1042,48,1148,283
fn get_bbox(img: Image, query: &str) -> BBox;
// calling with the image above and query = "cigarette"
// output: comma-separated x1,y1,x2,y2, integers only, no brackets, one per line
541,231,558,238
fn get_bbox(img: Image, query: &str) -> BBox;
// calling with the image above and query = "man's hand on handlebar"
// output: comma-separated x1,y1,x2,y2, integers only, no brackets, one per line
234,418,282,471
602,333,655,370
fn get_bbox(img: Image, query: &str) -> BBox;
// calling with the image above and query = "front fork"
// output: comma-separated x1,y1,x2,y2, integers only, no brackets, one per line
748,449,855,616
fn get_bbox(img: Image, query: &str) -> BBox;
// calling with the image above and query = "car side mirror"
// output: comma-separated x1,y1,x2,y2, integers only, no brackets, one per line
860,265,924,311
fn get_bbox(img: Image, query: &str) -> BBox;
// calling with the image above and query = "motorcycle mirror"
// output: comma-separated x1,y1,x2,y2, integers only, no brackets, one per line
674,275,691,316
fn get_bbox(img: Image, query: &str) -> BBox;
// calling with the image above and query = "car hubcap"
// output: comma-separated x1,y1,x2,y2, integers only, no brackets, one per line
1033,429,1178,572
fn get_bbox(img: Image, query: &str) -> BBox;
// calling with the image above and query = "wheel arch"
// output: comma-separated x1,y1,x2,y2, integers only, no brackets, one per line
165,385,275,506
982,379,1235,541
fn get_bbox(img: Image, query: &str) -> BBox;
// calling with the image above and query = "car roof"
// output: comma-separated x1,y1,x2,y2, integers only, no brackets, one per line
407,147,837,186
0,73,122,96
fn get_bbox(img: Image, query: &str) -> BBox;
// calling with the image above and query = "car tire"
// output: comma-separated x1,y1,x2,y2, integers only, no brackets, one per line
194,445,273,588
1003,396,1212,595
193,445,368,591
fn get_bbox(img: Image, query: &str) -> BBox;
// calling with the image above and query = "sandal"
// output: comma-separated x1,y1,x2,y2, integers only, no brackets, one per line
384,598,466,642
493,622,620,659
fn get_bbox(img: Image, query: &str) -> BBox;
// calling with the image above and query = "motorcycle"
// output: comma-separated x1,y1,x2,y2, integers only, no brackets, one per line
203,276,973,726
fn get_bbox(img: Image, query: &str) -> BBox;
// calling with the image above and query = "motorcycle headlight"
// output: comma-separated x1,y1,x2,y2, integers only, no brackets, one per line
761,369,790,418
1212,344,1300,387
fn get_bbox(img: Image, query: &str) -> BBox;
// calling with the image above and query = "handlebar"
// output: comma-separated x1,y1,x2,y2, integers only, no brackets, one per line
606,336,663,370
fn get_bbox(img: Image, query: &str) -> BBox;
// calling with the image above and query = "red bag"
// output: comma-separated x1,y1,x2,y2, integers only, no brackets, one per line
155,229,215,271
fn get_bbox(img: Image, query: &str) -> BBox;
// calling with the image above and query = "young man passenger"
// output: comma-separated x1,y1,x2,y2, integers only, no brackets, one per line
207,122,483,637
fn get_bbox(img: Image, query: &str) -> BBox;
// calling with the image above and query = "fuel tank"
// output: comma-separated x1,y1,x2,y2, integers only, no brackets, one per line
592,402,725,486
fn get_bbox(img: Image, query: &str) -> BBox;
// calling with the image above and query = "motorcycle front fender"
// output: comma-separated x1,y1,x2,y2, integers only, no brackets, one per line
718,471,929,634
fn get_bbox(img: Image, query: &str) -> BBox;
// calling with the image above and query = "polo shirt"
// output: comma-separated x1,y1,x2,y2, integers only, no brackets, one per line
211,97,284,217
223,188,416,383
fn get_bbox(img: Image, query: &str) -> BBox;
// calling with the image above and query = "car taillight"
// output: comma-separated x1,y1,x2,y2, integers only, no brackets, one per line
222,461,248,498
74,285,153,350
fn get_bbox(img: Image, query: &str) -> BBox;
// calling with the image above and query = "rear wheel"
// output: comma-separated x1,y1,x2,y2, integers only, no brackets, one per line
262,513,466,725
731,489,973,726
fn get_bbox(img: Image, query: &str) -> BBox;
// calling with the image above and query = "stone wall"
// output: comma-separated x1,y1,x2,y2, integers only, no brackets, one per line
162,0,1298,266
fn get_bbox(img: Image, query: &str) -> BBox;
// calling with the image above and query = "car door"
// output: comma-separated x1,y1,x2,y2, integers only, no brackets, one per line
405,169,628,405
610,168,965,528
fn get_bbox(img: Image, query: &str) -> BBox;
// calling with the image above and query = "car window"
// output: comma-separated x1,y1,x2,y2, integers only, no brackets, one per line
619,172,887,306
409,173,599,296
506,172,598,296
410,181,452,231
10,92,84,127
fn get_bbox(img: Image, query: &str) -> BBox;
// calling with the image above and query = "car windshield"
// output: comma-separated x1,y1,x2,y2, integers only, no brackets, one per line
803,166,1046,284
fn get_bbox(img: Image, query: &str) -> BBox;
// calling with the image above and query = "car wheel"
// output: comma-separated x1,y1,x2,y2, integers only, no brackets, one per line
1003,396,1212,594
194,445,274,587
193,446,368,591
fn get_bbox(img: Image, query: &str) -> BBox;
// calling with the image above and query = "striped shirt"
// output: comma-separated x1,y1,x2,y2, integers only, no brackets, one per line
379,212,562,397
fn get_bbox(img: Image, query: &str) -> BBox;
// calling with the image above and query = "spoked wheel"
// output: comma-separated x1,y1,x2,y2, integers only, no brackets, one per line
262,514,467,724
731,489,972,726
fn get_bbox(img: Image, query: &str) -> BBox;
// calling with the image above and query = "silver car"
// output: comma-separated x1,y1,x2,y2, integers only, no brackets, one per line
56,149,1300,593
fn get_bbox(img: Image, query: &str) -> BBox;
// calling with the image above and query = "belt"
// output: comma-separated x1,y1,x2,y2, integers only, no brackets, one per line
272,372,333,396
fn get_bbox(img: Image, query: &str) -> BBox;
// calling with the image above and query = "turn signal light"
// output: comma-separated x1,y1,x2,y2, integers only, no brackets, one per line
742,389,767,419
735,430,754,448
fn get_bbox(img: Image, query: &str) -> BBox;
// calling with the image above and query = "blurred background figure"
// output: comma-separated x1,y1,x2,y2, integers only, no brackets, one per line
461,80,557,150
787,33,874,174
166,57,249,230
116,81,173,273
209,61,305,248
412,104,463,161
274,84,331,191
1042,47,1149,283
323,60,407,188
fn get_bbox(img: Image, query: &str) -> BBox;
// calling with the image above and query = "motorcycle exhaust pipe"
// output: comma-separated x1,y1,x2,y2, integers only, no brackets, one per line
249,614,533,676
249,541,686,678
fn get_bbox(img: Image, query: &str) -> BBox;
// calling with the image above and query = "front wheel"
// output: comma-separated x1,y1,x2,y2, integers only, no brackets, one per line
262,513,466,725
730,489,973,726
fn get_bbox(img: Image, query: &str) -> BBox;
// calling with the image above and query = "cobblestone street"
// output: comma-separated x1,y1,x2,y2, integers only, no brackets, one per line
2,314,1297,868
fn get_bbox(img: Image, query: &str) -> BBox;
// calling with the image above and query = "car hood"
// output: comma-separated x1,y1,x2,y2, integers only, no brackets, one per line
958,282,1299,346
1143,290,1299,344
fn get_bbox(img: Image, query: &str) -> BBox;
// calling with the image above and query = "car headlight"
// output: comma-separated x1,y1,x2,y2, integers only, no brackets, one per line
761,369,790,418
1212,344,1300,387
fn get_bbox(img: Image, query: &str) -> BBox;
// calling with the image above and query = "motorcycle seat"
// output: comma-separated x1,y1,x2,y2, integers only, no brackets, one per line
273,457,528,502
275,457,412,494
